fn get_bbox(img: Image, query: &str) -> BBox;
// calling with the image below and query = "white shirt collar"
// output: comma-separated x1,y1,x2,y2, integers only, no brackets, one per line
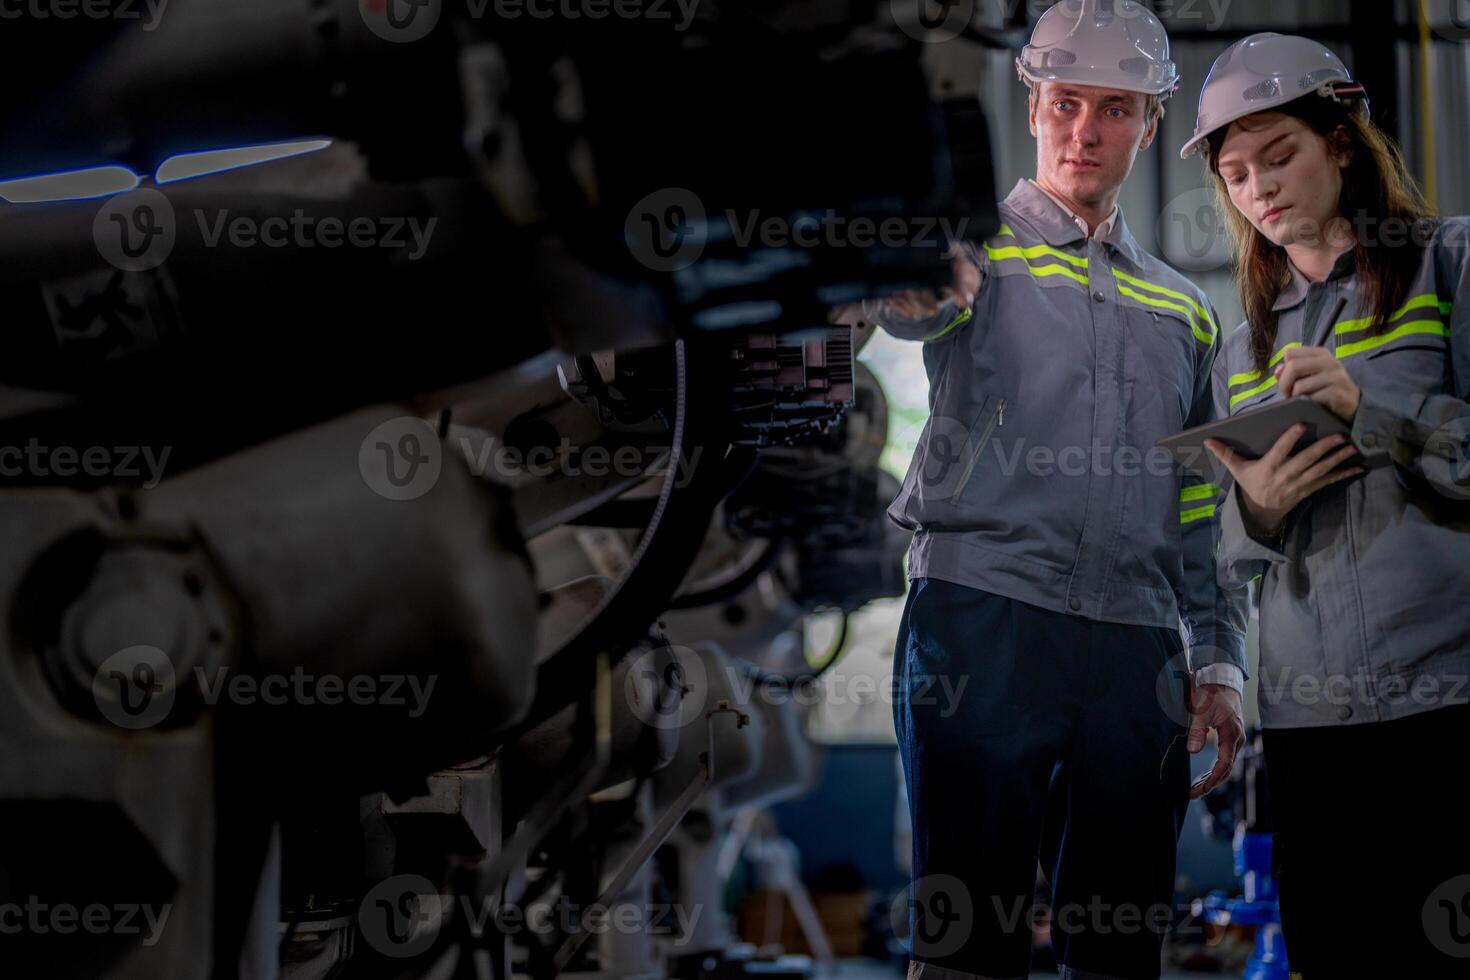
1027,179,1119,240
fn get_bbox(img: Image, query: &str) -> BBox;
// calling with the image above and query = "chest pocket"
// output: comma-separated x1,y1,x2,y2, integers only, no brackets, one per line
1124,308,1197,430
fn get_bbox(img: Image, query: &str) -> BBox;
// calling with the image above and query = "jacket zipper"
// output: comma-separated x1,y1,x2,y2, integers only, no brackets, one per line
949,398,1007,503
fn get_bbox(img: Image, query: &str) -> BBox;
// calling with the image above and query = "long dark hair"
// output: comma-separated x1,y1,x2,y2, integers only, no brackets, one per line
1203,94,1436,374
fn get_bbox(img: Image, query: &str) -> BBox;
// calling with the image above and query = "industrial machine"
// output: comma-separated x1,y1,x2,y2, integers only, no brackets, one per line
0,2,1000,977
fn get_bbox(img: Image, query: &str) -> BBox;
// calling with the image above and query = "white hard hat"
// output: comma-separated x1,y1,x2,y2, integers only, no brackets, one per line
1180,33,1369,160
1016,0,1179,99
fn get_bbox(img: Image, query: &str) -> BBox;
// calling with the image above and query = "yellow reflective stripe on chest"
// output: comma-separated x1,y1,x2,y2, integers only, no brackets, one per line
1333,293,1446,334
983,236,1090,285
1333,292,1453,360
1227,294,1456,407
1110,269,1217,346
1336,320,1451,360
1227,343,1301,402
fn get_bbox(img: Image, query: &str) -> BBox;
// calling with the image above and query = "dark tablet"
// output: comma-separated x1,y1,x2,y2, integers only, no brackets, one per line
1156,396,1380,482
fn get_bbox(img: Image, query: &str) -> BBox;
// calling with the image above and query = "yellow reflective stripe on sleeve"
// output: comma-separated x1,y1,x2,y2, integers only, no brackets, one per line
1112,269,1218,344
1180,483,1222,504
1336,320,1451,360
1180,504,1217,524
920,306,973,343
995,224,1015,239
1334,293,1443,335
1441,301,1454,315
1228,342,1302,389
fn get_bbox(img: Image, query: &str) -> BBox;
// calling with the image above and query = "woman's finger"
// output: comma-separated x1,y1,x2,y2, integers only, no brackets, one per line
1299,466,1367,500
1277,433,1350,481
1288,371,1338,397
1262,423,1309,469
1291,443,1360,490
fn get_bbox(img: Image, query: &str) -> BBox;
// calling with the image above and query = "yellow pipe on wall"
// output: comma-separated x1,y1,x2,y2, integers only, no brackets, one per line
1419,0,1439,209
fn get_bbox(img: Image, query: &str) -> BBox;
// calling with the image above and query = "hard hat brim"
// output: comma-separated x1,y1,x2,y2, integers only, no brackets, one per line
1178,85,1368,161
1017,61,1179,99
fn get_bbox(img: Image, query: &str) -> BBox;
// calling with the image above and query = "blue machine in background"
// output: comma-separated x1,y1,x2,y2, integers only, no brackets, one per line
1197,729,1289,980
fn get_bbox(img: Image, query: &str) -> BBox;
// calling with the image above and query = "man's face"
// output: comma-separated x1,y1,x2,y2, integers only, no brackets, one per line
1029,82,1157,210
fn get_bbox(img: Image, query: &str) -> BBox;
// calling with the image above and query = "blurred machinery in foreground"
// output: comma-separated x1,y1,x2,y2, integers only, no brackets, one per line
0,1,998,977
1196,729,1289,980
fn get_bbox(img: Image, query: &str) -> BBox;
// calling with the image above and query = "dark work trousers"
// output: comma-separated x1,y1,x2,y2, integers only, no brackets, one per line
893,577,1192,980
1262,702,1470,978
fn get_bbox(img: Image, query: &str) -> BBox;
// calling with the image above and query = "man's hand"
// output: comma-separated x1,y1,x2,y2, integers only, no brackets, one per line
876,250,980,319
1187,681,1244,800
1275,345,1361,421
1205,423,1364,534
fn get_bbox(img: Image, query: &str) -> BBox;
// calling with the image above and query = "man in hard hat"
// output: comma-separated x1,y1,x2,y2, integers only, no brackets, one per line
874,2,1251,978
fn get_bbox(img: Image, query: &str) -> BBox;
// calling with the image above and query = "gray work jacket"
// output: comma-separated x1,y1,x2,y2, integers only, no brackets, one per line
868,180,1250,680
1215,218,1470,728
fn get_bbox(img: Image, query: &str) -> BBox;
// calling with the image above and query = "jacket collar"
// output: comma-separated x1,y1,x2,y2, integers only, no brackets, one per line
1272,247,1357,312
1004,179,1148,269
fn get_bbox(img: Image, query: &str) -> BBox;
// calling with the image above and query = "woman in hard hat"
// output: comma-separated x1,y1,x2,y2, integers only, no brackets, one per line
1182,33,1470,977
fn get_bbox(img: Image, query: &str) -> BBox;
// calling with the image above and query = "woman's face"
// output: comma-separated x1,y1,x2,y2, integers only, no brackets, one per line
1215,111,1352,249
